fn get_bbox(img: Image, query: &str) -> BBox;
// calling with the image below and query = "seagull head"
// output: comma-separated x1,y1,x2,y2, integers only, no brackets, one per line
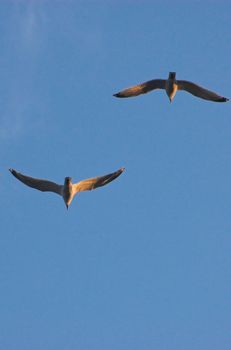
65,176,72,185
169,72,176,80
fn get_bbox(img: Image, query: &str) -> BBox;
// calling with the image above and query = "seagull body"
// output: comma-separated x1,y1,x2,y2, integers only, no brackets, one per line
9,168,125,209
114,72,229,103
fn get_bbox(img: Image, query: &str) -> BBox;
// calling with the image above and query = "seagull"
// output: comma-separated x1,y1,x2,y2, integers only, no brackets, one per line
113,72,229,103
9,167,125,210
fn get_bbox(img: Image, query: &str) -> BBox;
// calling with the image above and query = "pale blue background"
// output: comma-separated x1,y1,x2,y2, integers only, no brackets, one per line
1,1,231,349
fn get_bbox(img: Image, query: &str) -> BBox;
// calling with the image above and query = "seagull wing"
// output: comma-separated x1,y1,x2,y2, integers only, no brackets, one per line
177,80,229,102
113,79,166,98
74,167,125,193
9,169,62,195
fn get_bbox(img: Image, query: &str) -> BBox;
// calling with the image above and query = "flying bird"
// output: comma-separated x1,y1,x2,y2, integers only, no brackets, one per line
9,167,125,209
113,72,229,103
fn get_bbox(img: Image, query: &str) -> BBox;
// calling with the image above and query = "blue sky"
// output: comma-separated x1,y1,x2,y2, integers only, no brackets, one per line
1,1,231,349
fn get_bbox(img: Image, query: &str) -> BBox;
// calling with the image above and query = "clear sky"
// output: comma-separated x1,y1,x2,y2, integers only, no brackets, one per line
1,1,231,349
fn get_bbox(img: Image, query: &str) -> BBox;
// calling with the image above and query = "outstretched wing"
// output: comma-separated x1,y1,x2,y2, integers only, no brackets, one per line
74,167,125,193
9,168,62,195
177,80,229,102
113,79,166,98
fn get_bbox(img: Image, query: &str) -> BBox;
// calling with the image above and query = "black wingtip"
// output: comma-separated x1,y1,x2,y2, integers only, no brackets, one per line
10,168,21,180
218,97,229,102
113,93,120,98
9,168,19,179
116,167,125,178
113,92,127,98
115,167,125,176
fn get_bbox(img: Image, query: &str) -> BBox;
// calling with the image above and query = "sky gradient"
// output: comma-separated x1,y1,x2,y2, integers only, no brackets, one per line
1,2,231,349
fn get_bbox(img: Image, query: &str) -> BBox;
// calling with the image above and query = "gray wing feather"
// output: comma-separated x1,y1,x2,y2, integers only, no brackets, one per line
113,79,166,98
9,169,62,195
177,80,229,102
74,167,125,193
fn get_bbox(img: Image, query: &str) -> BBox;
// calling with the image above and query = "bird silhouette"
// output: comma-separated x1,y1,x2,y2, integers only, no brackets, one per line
114,72,229,103
9,167,125,209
